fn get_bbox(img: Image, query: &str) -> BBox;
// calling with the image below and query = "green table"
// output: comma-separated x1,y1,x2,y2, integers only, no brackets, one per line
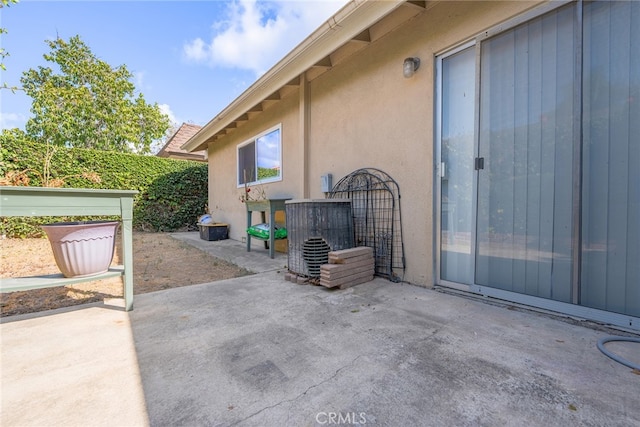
246,198,290,259
0,186,138,311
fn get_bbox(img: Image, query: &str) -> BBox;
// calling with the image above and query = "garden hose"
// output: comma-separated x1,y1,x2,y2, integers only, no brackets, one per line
596,336,640,370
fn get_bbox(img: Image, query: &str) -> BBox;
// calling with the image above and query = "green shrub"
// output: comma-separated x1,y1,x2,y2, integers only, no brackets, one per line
134,166,209,232
1,137,208,237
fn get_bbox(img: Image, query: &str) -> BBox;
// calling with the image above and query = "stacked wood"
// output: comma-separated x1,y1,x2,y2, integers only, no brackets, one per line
320,247,374,289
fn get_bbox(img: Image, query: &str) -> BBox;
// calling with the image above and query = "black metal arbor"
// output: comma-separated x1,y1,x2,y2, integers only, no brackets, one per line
328,168,405,282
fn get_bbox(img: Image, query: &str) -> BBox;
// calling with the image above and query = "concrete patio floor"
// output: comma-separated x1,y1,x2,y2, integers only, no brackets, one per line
2,234,639,426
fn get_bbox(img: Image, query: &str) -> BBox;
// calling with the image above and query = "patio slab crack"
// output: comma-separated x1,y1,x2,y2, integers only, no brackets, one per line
230,355,363,426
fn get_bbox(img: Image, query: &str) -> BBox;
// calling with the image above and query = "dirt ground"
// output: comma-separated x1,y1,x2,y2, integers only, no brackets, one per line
0,232,251,317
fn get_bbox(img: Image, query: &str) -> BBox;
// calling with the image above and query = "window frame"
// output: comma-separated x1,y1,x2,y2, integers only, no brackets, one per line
236,124,283,187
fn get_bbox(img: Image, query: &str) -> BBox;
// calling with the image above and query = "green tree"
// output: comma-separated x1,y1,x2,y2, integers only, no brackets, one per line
0,0,18,70
21,35,170,154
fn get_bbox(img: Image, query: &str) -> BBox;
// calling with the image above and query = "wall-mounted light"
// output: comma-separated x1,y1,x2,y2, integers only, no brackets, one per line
403,57,420,78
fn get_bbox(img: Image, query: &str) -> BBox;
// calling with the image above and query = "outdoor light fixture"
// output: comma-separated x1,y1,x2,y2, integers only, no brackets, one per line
403,57,420,78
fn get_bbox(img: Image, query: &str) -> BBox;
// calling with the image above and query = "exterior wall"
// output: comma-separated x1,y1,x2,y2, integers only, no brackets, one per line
206,1,542,286
306,1,540,285
207,93,301,241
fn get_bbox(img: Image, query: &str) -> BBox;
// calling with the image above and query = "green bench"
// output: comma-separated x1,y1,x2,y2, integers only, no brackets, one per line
0,187,137,311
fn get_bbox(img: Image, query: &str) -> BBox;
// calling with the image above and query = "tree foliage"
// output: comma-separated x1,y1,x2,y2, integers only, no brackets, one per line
0,1,18,70
20,35,170,154
0,0,19,88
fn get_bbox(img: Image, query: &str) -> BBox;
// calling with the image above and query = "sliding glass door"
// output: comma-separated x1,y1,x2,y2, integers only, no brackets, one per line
437,0,639,323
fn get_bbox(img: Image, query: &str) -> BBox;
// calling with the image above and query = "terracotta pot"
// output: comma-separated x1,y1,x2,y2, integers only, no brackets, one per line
41,221,119,278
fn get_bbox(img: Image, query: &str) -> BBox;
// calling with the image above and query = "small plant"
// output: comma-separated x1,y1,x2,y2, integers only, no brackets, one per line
238,182,267,203
238,168,267,203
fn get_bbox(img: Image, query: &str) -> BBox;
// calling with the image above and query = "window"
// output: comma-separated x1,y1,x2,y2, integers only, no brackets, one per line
237,125,282,186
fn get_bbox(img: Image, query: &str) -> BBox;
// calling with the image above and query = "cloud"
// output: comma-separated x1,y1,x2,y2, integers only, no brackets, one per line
158,103,180,127
133,71,146,90
184,0,348,76
256,127,280,168
184,38,210,62
0,112,27,131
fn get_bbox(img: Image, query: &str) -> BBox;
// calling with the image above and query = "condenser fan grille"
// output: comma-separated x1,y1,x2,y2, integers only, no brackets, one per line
302,237,331,277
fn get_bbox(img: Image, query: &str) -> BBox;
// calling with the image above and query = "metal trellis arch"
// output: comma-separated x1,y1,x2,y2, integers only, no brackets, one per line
328,168,405,282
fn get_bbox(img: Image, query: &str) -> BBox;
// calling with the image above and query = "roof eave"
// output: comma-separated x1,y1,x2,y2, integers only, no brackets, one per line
183,0,406,153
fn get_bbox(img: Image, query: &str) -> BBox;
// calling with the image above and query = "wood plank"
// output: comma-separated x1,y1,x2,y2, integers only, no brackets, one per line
319,279,340,289
321,258,374,272
319,269,373,288
320,274,374,289
323,269,372,284
0,187,137,217
321,259,374,273
321,264,374,280
329,253,374,262
0,266,125,293
328,247,373,259
329,254,374,265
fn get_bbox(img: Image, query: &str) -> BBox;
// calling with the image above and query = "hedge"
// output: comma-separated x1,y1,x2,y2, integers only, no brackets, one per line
1,138,208,237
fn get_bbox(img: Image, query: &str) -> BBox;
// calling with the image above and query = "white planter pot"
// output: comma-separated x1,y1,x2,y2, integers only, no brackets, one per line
41,221,119,278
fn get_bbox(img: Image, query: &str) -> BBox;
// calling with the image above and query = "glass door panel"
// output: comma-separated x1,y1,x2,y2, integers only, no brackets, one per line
475,5,575,302
440,47,475,285
581,0,640,316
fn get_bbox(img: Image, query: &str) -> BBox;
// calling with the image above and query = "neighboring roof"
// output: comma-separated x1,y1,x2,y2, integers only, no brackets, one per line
158,123,206,162
183,0,430,153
